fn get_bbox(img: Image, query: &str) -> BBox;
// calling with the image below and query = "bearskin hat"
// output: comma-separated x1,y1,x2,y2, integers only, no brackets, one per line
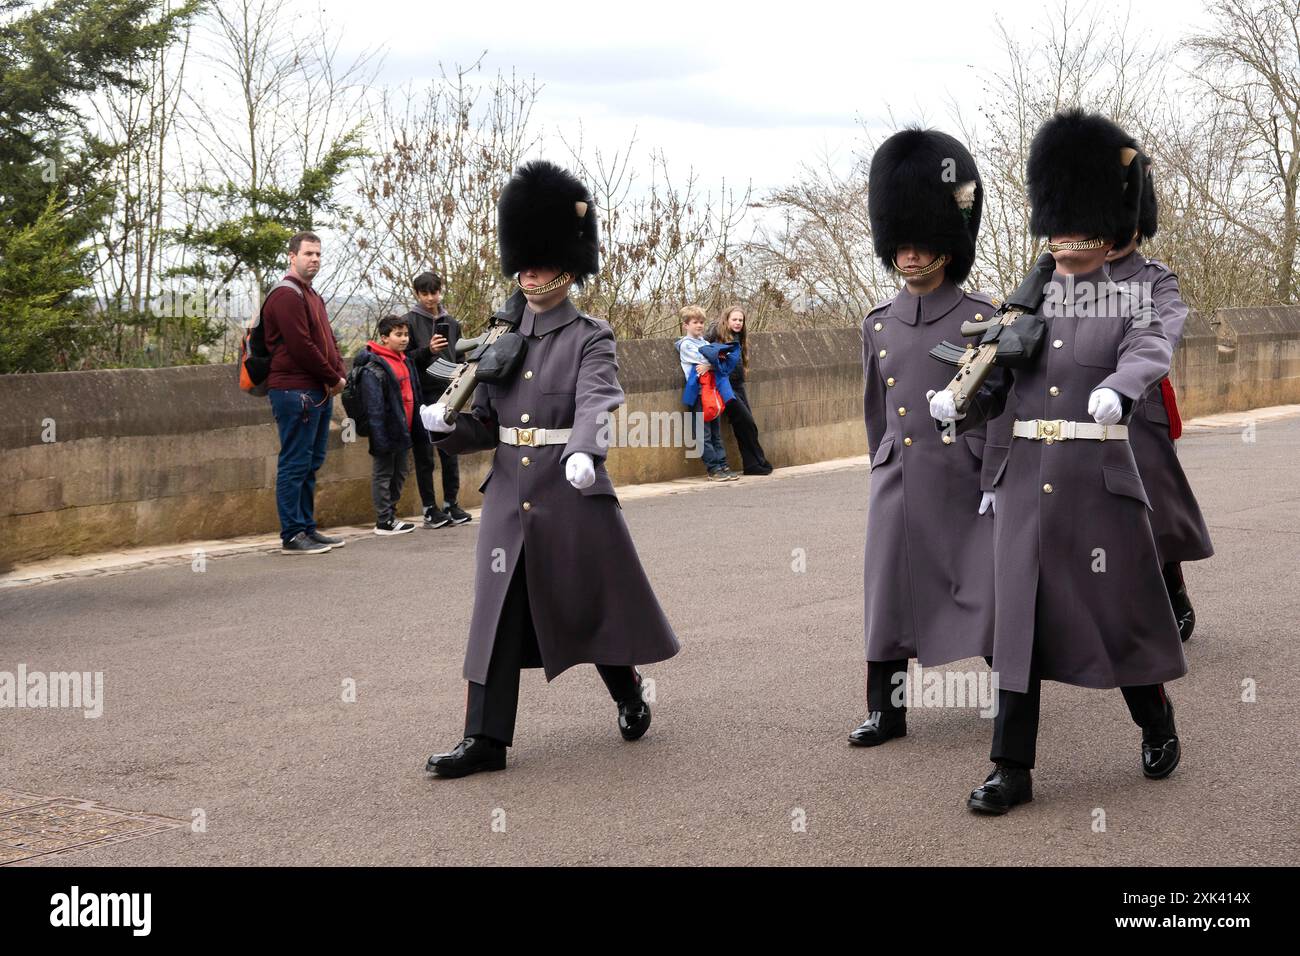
1137,151,1158,243
497,160,599,284
1027,109,1144,246
868,128,983,285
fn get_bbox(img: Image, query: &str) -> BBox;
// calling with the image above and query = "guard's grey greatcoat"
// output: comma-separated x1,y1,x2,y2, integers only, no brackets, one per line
1106,249,1214,563
433,293,680,684
863,279,996,666
957,267,1187,693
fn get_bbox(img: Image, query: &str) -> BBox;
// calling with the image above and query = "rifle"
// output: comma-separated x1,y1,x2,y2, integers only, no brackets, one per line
929,252,1057,413
425,290,529,425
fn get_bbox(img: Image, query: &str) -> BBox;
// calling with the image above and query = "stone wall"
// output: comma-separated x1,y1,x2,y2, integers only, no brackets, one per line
3,306,1298,571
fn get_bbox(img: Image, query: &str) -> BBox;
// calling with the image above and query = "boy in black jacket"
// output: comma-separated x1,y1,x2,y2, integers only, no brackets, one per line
356,315,429,535
403,271,469,528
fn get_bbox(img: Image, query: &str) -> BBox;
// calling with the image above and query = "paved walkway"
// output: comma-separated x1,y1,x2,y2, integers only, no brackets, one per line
2,410,1297,865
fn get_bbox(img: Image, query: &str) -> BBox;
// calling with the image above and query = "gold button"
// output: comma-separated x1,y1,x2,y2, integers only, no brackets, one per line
903,437,913,446
898,407,906,416
992,299,1001,307
879,349,887,358
522,501,532,511
521,456,531,467
874,322,883,331
974,313,984,321
942,434,954,445
1049,386,1060,396
1053,339,1063,349
520,413,530,423
1043,483,1053,494
886,377,896,387
524,370,534,380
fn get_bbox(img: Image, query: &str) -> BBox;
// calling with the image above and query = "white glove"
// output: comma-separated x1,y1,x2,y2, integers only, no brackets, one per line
1088,387,1123,426
419,403,455,434
979,491,996,516
927,388,965,422
565,452,595,490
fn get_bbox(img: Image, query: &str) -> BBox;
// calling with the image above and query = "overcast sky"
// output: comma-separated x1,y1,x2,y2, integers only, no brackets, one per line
320,0,1214,195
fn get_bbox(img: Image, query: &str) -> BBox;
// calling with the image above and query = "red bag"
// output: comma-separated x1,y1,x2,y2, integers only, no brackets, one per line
1159,376,1182,440
700,370,725,422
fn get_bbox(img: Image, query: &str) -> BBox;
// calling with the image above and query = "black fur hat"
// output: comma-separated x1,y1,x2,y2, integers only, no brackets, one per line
498,160,599,283
1137,151,1158,243
868,128,983,285
1027,109,1143,245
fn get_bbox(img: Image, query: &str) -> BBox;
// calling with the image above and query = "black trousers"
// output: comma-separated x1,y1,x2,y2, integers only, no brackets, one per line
866,658,910,712
411,438,460,508
726,382,772,474
464,554,641,747
991,670,1172,769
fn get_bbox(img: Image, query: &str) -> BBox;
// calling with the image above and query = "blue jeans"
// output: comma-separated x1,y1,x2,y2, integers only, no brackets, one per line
689,399,728,473
269,388,333,541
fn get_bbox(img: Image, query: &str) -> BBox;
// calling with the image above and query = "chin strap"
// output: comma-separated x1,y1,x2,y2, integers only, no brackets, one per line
517,271,573,296
1046,237,1108,253
894,253,949,280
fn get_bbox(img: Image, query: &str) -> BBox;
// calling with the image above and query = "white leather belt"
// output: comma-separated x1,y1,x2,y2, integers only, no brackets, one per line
1013,419,1128,441
498,425,572,447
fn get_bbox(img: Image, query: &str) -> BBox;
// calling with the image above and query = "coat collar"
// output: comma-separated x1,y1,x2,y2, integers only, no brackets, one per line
889,279,964,326
1048,266,1111,306
1105,248,1147,282
519,296,581,337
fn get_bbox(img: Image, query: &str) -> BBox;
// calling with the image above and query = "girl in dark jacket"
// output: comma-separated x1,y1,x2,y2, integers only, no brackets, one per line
707,305,772,475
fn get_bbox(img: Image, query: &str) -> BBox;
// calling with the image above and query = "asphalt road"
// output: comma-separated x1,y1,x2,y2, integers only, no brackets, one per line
2,416,1298,866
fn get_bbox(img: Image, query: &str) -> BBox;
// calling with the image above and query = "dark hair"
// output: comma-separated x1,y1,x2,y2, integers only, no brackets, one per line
412,271,443,295
376,314,409,338
288,231,321,254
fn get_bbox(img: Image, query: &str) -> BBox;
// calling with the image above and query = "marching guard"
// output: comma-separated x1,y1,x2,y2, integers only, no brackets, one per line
929,110,1188,813
422,161,680,778
850,129,998,747
1104,154,1214,640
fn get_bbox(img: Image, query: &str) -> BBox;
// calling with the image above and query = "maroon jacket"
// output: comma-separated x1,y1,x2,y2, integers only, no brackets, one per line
262,273,345,391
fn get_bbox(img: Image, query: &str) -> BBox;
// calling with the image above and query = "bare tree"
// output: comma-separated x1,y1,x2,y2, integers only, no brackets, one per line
355,63,540,336
1181,0,1300,302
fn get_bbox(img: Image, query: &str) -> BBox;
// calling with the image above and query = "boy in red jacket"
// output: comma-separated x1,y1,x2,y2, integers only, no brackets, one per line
356,315,430,535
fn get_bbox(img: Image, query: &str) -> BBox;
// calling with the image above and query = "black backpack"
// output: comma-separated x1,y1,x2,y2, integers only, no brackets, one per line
340,353,372,436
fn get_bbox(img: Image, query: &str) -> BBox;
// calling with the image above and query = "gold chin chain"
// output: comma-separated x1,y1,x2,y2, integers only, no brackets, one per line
895,253,949,279
1046,237,1108,252
517,272,573,296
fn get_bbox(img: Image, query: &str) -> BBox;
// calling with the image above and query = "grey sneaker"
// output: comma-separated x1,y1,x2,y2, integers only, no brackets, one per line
707,470,729,482
282,531,332,555
309,530,345,548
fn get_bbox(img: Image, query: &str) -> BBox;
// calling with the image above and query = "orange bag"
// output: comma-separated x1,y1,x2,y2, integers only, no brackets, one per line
700,370,725,422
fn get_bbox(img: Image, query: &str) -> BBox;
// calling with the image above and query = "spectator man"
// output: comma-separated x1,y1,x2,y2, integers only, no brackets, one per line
262,231,348,554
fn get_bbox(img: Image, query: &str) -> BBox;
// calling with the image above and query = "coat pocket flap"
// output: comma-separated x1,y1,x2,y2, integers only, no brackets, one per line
870,437,895,470
1144,398,1170,426
1102,465,1151,510
578,471,618,499
477,467,494,493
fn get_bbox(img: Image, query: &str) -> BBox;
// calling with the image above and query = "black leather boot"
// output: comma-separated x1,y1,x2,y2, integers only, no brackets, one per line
617,697,652,741
426,736,507,778
848,709,907,747
967,763,1033,814
1141,699,1181,779
1163,562,1196,643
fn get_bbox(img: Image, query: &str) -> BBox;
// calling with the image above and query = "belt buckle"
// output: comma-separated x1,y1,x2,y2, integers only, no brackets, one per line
1036,419,1063,440
516,427,536,446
